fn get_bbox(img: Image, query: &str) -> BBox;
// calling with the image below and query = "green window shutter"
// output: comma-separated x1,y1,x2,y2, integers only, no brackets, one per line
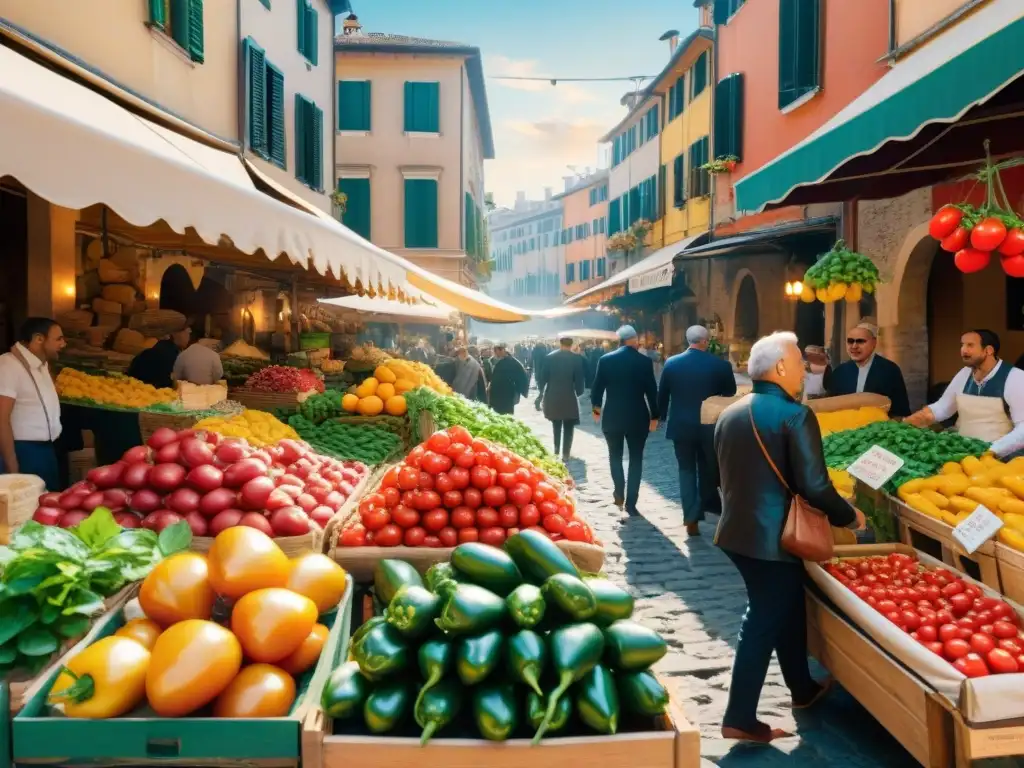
713,0,730,24
294,94,307,182
657,164,666,219
628,187,640,226
673,154,685,207
296,0,307,56
266,63,286,168
339,177,371,239
338,81,371,131
305,3,318,65
404,179,438,248
170,0,188,47
464,193,475,257
311,103,323,190
245,39,267,155
148,0,167,29
186,0,204,62
779,0,820,108
404,82,440,133
714,73,744,161
691,51,708,97
424,82,439,132
609,198,621,234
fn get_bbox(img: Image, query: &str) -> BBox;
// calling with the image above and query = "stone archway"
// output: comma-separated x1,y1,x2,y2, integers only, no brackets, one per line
730,270,760,342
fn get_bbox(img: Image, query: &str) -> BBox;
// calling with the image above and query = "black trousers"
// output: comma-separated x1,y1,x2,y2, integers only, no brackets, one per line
551,420,576,456
603,430,647,509
722,550,818,731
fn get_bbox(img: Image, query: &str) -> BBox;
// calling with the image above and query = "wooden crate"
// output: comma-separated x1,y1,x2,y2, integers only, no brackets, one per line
894,501,1001,591
301,676,700,768
995,542,1024,604
229,387,304,413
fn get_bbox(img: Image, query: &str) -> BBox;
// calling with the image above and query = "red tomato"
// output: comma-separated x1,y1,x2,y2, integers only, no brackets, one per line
563,521,588,541
362,508,390,531
998,227,1024,257
923,640,945,656
940,226,970,253
543,514,567,534
918,625,938,642
938,623,961,643
498,505,519,528
971,217,1008,251
990,602,1014,621
339,525,366,547
871,588,887,601
463,488,482,509
381,487,401,508
885,611,903,627
877,600,899,615
446,426,472,445
998,638,1024,655
423,535,443,548
535,482,557,501
929,205,963,239
497,472,517,489
397,467,419,491
450,507,475,529
935,610,954,626
482,485,507,508
955,247,991,273
403,526,427,547
921,585,941,601
457,527,479,543
434,473,455,494
471,439,489,453
992,621,1017,639
944,638,971,660
538,501,558,517
970,633,996,655
442,490,463,509
519,503,540,527
955,616,978,632
901,611,921,631
853,585,871,599
941,580,965,597
474,452,494,469
449,466,471,489
390,504,420,529
374,524,402,547
438,526,458,547
476,507,500,528
508,484,533,506
506,527,521,537
405,446,426,469
480,526,507,546
454,450,476,469
427,431,452,453
953,653,990,678
470,466,495,490
514,468,533,485
380,466,400,489
421,452,453,475
418,472,435,490
422,508,449,532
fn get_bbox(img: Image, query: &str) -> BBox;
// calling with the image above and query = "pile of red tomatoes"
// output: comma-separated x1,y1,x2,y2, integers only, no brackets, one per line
339,426,595,549
929,205,1024,276
825,553,1024,678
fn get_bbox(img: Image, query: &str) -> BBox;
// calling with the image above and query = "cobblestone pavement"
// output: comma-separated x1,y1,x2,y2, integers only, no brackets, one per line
512,389,1021,768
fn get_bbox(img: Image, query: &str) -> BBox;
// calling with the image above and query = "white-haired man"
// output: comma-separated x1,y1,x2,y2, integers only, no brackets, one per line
714,331,865,743
657,325,736,536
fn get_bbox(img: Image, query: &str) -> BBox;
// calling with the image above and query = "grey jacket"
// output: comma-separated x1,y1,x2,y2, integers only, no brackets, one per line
539,349,585,422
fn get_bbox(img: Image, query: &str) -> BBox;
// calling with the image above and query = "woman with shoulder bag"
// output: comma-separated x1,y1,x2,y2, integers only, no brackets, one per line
713,331,865,744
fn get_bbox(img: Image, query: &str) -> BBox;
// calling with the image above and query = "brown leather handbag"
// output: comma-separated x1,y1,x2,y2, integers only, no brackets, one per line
749,410,834,562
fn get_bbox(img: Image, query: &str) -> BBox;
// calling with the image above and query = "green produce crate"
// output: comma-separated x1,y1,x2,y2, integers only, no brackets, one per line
13,576,354,767
299,333,332,350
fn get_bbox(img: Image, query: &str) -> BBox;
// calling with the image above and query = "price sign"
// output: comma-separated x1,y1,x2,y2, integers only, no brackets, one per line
846,445,905,490
952,505,1004,554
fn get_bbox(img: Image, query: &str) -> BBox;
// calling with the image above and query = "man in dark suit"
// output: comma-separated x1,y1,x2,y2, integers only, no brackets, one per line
590,325,659,516
658,325,737,536
530,341,549,388
823,320,911,417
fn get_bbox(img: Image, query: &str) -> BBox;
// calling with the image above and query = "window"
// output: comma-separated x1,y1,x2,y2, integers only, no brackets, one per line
638,175,657,222
778,0,821,109
612,136,622,167
296,0,318,65
672,154,686,207
715,73,745,160
404,82,440,133
668,75,685,120
645,105,660,141
657,164,667,220
713,0,745,25
148,0,205,63
597,258,606,277
599,217,606,234
404,178,438,247
565,262,575,283
628,186,641,226
464,193,477,258
589,188,597,206
243,39,286,168
609,198,622,234
690,51,708,98
581,260,590,280
338,81,371,131
294,94,323,189
688,137,711,198
338,177,370,239
599,184,608,202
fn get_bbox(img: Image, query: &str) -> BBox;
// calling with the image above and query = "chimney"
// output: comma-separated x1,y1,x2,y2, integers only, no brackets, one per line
515,191,526,209
544,187,552,201
659,29,681,57
620,92,642,110
563,176,574,192
342,13,362,36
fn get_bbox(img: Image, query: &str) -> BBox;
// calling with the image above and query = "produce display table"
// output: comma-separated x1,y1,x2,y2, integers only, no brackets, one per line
59,402,143,468
996,543,1024,604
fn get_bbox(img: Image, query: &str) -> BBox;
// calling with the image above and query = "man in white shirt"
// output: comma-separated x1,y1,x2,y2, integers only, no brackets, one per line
172,337,224,385
0,318,66,489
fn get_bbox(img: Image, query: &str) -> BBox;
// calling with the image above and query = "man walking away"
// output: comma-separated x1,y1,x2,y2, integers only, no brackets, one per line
538,336,586,461
591,325,659,516
487,342,529,414
0,318,67,490
659,325,737,536
530,341,549,389
451,346,487,401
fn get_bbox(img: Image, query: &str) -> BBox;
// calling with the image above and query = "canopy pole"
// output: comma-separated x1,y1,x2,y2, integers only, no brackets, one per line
290,278,300,352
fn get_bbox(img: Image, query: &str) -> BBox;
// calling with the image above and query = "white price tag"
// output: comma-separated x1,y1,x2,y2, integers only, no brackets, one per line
846,445,905,490
952,505,1004,554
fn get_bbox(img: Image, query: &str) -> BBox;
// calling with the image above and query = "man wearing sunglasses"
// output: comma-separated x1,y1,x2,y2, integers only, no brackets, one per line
823,320,911,417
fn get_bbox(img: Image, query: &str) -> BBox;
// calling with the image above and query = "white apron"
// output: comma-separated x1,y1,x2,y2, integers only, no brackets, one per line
955,392,1013,443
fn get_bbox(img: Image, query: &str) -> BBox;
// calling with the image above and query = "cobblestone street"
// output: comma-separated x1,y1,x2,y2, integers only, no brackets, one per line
511,388,1019,768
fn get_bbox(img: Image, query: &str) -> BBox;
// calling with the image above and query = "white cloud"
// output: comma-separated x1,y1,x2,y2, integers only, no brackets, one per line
484,54,596,105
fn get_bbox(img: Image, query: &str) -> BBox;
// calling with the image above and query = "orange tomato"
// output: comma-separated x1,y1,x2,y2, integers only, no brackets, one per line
213,663,296,718
48,636,150,719
206,527,290,600
146,619,242,717
277,623,329,675
286,554,348,613
114,618,163,651
231,588,318,663
139,553,216,627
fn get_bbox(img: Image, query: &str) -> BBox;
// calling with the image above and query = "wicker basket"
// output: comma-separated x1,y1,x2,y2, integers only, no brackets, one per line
230,387,305,413
0,474,45,544
138,410,203,444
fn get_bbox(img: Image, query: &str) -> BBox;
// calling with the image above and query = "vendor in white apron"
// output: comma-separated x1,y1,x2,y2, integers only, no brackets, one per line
906,329,1024,458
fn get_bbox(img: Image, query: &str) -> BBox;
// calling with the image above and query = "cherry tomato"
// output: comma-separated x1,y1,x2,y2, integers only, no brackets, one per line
438,526,458,547
423,535,443,548
454,450,477,469
476,507,500,528
418,471,435,490
434,473,455,494
470,466,495,489
447,425,472,445
277,623,329,675
449,466,471,489
146,619,243,717
405,446,426,468
380,466,400,488
474,452,494,468
339,525,367,547
286,553,348,613
139,552,216,627
213,663,296,718
917,625,938,642
998,637,1024,655
543,514,567,534
421,452,453,475
115,618,163,651
442,490,463,509
923,640,945,656
494,454,516,474
877,600,898,615
998,227,1024,257
969,632,996,655
498,504,519,528
381,487,401,508
390,504,420,529
463,488,483,509
940,226,970,252
420,491,442,511
971,217,1008,251
497,472,517,489
374,524,403,547
938,623,961,643
401,490,417,508
955,616,978,632
207,527,290,600
514,468,532,485
942,580,965,597
427,431,452,453
480,526,506,546
482,485,507,508
506,483,531,506
929,205,963,239
563,521,588,541
362,508,391,532
990,602,1014,621
953,652,990,678
519,504,540,527
451,506,476,529
403,526,427,547
458,527,480,543
397,466,419,490
992,620,1017,638
422,508,449,532
944,638,971,660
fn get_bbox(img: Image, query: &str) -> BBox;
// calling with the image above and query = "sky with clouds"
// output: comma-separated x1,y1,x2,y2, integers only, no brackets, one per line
346,0,700,208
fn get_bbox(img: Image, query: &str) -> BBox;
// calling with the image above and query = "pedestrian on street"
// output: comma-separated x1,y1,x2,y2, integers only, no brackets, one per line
487,342,529,414
537,336,586,461
451,346,487,402
590,325,659,516
0,317,67,490
714,331,865,744
530,340,549,389
658,325,737,536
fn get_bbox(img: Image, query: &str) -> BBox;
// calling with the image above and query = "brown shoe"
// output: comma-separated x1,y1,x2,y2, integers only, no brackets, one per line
721,724,792,743
686,523,700,536
613,497,624,509
792,677,834,710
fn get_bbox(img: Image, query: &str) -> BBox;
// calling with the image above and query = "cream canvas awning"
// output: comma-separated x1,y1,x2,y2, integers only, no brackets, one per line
319,294,457,324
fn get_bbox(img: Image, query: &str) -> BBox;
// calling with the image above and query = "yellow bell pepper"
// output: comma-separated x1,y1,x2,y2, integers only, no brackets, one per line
999,475,1024,500
920,489,950,509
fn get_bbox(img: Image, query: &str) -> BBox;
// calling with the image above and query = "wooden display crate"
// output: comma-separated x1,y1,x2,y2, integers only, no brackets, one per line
995,542,1024,604
894,500,1001,591
229,387,304,413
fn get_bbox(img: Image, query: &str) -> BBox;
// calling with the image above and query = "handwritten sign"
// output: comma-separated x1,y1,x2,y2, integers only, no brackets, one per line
846,445,905,490
952,505,1004,554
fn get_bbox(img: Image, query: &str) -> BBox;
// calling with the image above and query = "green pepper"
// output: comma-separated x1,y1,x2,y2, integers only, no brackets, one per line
472,683,519,741
576,664,619,734
506,583,546,629
351,621,411,680
506,629,546,696
434,581,507,635
526,690,571,735
505,530,579,584
542,573,597,621
350,615,387,651
374,559,424,606
617,670,669,716
415,637,453,713
585,578,635,626
320,661,371,721
386,585,441,639
424,561,459,592
456,629,504,686
533,623,604,743
415,678,463,745
451,542,523,596
603,621,667,672
363,680,413,734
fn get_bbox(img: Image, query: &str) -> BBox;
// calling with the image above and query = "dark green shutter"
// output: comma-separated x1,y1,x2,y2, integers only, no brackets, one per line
673,154,685,206
305,3,318,65
714,73,744,161
148,0,167,29
628,187,640,226
245,39,267,155
691,51,708,97
609,198,621,234
338,81,371,131
424,83,439,132
339,178,371,239
404,82,440,133
186,0,204,62
405,179,438,248
713,0,729,24
779,0,820,108
294,94,307,182
267,64,285,167
657,164,667,219
311,104,323,189
296,0,307,56
464,193,475,257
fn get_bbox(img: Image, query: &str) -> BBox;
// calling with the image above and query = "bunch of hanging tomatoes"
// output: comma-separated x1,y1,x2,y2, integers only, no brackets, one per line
929,204,1024,277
